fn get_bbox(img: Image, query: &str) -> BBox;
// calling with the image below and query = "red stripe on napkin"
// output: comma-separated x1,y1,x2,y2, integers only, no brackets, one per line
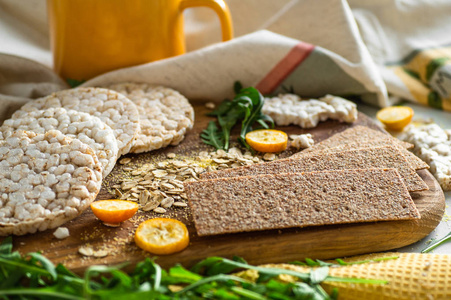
256,42,314,95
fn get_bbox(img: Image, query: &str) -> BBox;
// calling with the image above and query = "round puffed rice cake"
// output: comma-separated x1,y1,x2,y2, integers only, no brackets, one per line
1,107,118,178
0,130,102,236
12,87,140,156
107,83,194,153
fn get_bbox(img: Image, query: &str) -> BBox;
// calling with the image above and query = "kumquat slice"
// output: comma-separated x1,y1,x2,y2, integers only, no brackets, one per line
245,129,288,153
90,199,139,225
376,106,414,131
134,218,189,255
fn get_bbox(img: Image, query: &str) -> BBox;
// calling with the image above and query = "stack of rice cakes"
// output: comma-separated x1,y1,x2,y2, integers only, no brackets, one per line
0,85,194,235
186,126,428,237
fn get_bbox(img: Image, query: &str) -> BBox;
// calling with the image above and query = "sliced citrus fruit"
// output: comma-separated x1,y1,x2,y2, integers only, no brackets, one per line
134,218,189,255
90,200,138,225
376,106,414,131
245,129,288,153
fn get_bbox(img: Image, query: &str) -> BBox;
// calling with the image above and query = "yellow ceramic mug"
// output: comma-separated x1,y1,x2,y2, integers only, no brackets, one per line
47,0,233,81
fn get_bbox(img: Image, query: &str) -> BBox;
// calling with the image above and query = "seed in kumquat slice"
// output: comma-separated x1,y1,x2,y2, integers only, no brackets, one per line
376,106,414,131
245,129,288,153
134,218,189,255
90,200,139,225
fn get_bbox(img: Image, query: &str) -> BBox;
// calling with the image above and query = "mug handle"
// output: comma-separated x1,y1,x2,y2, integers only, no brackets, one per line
179,0,233,41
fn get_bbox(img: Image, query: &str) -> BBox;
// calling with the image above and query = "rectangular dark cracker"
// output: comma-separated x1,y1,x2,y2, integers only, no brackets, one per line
292,125,413,155
187,168,420,236
294,142,429,171
200,146,428,192
291,125,429,170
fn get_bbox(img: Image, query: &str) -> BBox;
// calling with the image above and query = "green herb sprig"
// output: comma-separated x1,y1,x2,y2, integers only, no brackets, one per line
201,83,274,151
422,231,451,253
0,237,388,300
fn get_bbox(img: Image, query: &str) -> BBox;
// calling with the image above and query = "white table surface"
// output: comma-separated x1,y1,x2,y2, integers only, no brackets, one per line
357,101,451,254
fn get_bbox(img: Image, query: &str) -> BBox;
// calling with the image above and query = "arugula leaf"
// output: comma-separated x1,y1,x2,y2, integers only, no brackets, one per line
201,121,225,150
208,100,234,117
201,83,274,151
0,237,388,300
0,236,12,255
28,252,58,281
169,264,203,283
234,81,243,94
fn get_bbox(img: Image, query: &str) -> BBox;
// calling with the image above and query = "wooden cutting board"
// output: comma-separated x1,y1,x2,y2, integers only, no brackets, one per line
4,102,445,274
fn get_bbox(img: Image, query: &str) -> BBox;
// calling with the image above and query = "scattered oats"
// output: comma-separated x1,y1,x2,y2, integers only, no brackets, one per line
173,160,188,168
79,246,94,256
142,194,160,211
205,102,216,109
53,227,70,239
123,167,134,172
161,197,175,208
164,174,177,180
115,189,123,198
160,183,175,190
167,153,176,159
173,201,188,207
213,158,229,164
121,181,138,190
153,169,168,178
131,170,142,176
194,167,205,174
157,161,168,168
119,157,132,165
93,250,109,258
216,149,227,157
138,190,150,205
103,222,121,227
154,207,167,214
263,153,276,161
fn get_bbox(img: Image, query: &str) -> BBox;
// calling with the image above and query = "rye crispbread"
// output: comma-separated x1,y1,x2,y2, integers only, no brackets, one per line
298,126,413,151
186,169,420,236
200,146,428,192
290,126,428,170
295,141,429,171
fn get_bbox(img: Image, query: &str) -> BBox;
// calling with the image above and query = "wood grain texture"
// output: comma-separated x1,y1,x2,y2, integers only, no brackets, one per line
2,102,445,274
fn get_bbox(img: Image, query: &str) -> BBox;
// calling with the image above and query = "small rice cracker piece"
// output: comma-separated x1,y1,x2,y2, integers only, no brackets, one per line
12,87,139,156
292,125,428,170
0,130,102,236
186,168,420,236
262,94,357,128
107,83,194,153
399,123,451,191
200,146,428,192
1,107,118,177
